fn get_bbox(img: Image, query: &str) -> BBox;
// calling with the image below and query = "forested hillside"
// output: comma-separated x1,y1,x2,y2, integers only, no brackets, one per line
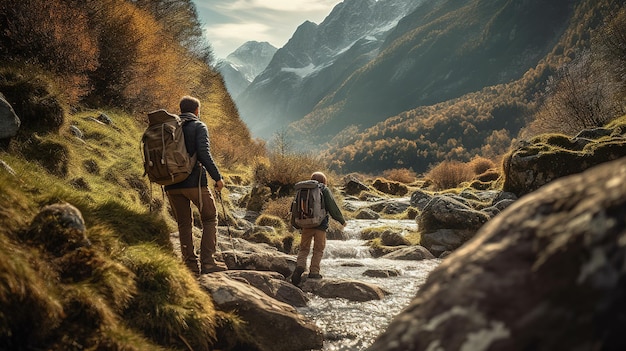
289,0,625,174
0,0,261,168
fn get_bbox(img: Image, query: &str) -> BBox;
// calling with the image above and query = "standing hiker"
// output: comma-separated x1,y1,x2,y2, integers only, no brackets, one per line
165,96,227,275
291,171,346,285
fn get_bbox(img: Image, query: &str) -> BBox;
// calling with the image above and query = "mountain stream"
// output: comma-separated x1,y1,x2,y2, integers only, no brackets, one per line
299,218,441,350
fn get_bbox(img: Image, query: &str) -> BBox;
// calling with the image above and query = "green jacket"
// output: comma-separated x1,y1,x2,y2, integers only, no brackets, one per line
318,185,346,230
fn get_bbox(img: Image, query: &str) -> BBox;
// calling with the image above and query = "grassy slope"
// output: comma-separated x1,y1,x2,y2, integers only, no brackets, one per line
0,108,234,350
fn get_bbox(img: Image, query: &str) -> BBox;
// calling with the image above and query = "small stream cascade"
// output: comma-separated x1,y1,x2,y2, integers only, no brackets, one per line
297,218,440,350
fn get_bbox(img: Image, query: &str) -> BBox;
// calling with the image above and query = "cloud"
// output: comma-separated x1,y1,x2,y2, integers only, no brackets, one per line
223,0,340,12
204,22,273,43
193,0,342,58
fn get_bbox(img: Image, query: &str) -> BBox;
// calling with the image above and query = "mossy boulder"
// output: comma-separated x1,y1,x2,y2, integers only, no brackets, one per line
23,202,89,256
372,178,409,196
503,128,626,197
0,71,64,135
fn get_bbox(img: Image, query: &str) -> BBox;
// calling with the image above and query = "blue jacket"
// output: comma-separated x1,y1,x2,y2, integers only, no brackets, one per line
164,112,222,190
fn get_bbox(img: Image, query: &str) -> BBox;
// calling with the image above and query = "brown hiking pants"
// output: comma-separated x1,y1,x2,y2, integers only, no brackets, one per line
166,187,218,268
296,228,326,275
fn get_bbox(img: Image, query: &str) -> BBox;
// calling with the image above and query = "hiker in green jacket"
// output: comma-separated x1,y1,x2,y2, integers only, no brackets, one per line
292,172,346,285
165,96,227,275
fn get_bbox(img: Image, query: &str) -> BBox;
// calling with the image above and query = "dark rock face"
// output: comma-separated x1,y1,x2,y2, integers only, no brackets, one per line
0,94,20,139
367,157,626,351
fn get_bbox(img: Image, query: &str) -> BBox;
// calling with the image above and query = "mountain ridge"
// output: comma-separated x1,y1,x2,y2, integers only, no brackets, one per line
216,41,277,99
234,0,423,139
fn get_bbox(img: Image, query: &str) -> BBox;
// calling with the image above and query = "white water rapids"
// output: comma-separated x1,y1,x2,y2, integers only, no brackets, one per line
298,218,441,351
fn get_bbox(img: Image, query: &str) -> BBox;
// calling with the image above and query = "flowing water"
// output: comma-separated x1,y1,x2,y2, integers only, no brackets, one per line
297,219,441,351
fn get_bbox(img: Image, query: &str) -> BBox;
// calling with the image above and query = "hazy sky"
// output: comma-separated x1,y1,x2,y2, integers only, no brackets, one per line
193,0,343,59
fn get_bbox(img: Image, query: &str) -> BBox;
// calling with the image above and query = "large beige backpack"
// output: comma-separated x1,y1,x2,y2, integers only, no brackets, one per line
291,180,327,229
141,109,196,186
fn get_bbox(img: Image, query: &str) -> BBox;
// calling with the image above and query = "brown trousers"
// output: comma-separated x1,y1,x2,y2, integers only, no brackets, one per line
296,228,326,275
166,187,218,266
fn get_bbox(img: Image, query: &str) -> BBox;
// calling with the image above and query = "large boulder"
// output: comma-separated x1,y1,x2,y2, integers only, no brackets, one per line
344,176,370,195
300,277,390,302
367,157,626,351
222,270,308,307
503,129,626,197
0,94,20,139
200,273,323,351
409,189,433,210
220,246,295,278
217,236,296,276
418,195,490,255
417,196,489,233
380,246,435,260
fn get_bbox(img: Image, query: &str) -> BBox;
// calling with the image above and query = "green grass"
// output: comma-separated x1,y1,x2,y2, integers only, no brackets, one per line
0,108,247,349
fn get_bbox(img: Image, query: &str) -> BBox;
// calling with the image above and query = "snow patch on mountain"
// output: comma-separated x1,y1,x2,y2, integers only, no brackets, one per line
281,63,320,78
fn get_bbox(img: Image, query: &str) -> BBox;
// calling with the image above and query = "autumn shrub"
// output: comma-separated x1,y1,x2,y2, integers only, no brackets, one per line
0,0,98,102
426,160,474,190
263,197,294,224
83,1,189,111
527,8,626,138
382,168,417,184
255,214,286,231
253,152,320,196
468,156,496,175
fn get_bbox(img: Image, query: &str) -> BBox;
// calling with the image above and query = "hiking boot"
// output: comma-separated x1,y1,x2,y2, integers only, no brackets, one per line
185,259,200,275
291,266,305,286
201,262,228,274
308,273,323,279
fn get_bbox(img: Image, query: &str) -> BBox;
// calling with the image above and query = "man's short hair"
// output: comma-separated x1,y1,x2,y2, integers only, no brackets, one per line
311,172,327,184
180,96,200,114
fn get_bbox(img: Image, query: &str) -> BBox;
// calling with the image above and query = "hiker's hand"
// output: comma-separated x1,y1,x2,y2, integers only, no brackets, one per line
215,179,224,193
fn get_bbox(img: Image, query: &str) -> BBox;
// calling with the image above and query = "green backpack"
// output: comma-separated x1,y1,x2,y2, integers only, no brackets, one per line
141,109,197,186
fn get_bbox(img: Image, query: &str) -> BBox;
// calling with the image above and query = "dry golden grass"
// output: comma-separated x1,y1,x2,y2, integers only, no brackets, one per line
262,196,294,225
426,160,474,191
468,156,496,175
382,168,417,184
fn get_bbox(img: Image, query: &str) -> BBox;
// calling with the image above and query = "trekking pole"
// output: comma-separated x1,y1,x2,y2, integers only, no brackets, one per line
216,189,239,265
